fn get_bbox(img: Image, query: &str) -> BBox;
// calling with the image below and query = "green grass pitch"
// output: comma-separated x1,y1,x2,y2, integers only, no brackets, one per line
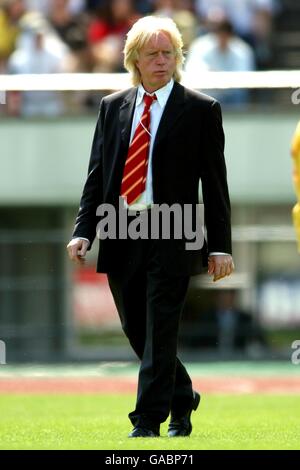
0,393,299,450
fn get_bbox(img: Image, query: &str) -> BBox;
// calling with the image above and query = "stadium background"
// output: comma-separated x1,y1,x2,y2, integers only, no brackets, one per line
0,0,300,450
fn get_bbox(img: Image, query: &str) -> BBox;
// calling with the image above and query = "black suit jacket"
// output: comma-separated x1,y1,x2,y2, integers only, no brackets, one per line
73,81,232,276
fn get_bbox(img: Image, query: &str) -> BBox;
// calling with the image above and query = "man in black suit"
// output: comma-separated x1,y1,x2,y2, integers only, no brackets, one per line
67,16,234,437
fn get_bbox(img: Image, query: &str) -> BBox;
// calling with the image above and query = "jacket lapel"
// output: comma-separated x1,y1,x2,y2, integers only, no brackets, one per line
119,82,186,150
153,81,186,152
119,87,138,149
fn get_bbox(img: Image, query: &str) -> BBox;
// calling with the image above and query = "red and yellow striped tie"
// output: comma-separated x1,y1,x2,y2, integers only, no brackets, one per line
120,93,157,205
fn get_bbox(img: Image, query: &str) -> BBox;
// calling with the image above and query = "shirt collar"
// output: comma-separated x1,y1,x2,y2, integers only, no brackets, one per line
136,78,174,108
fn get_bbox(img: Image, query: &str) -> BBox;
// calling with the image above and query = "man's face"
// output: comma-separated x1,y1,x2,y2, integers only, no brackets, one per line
135,31,177,93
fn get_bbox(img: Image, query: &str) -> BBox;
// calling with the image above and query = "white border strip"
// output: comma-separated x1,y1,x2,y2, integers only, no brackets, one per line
0,71,300,91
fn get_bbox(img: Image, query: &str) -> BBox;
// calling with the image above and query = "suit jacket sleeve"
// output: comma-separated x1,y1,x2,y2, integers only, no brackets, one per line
72,99,105,248
201,100,232,255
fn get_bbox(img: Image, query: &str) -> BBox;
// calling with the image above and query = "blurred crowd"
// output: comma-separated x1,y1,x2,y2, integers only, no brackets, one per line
0,0,279,116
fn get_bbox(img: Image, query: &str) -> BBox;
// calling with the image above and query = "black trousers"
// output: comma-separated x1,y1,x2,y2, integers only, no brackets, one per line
107,236,194,429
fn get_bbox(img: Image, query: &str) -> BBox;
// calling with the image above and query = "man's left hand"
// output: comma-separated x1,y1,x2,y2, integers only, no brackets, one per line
208,254,234,282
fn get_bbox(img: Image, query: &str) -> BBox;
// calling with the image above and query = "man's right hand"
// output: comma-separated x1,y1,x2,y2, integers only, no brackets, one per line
67,238,89,265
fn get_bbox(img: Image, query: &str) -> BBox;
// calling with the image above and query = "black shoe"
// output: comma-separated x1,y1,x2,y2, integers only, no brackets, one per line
168,391,201,437
128,426,160,438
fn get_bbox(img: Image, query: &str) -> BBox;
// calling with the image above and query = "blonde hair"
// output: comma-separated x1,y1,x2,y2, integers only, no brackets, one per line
124,16,184,86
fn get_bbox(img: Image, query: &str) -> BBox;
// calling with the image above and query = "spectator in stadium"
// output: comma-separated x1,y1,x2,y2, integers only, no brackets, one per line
67,15,233,438
185,17,255,107
195,0,276,69
62,27,98,113
0,0,26,70
8,26,64,116
191,289,266,355
152,0,198,49
47,0,86,48
26,0,86,16
87,0,140,72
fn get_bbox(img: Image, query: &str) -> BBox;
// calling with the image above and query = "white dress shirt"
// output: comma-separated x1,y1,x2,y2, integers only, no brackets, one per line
77,78,228,256
124,78,174,210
